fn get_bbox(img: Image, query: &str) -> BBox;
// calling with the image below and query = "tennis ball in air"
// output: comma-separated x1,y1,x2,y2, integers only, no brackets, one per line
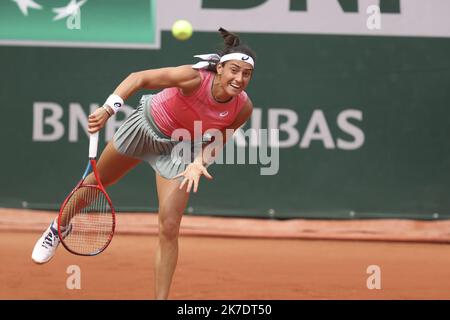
172,20,193,41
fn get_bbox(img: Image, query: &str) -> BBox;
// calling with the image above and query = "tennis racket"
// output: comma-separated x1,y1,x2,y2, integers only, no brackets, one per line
57,132,115,256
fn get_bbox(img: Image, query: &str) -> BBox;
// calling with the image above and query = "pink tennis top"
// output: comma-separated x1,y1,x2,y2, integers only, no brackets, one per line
150,69,248,137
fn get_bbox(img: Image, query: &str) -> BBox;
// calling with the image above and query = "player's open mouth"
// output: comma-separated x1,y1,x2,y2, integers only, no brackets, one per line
230,83,241,89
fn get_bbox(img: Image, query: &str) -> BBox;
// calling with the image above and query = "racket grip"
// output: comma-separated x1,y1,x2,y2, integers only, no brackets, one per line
89,132,99,159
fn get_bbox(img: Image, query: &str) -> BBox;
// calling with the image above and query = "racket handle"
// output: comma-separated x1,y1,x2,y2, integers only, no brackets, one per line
89,132,99,159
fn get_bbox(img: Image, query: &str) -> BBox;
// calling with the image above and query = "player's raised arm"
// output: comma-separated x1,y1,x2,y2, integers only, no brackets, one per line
132,65,201,94
88,65,201,134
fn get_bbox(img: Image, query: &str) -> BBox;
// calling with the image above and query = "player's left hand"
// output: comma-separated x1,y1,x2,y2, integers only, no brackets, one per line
174,163,213,193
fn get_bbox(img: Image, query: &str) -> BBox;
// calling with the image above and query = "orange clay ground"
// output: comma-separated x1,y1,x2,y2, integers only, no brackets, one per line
1,209,450,299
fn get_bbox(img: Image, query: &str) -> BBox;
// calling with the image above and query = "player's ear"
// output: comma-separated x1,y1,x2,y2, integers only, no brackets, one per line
216,63,224,75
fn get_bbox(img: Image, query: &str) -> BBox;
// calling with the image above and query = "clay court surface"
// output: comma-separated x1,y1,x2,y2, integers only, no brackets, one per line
1,209,450,300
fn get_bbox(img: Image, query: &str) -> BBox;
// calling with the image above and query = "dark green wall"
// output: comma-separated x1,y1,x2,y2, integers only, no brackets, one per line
1,30,449,219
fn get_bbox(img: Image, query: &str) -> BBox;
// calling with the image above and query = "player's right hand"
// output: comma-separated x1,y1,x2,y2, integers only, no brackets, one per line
174,162,213,193
88,107,111,134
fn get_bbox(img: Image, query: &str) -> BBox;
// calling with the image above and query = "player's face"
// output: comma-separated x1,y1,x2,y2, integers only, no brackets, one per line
217,61,253,97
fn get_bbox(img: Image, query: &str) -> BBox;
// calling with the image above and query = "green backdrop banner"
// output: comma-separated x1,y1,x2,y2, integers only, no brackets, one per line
0,0,157,48
0,1,449,219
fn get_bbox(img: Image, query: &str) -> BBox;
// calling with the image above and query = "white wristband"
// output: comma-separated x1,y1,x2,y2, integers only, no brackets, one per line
104,94,124,114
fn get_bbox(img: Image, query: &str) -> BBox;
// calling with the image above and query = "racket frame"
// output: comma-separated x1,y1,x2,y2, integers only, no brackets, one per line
57,133,116,256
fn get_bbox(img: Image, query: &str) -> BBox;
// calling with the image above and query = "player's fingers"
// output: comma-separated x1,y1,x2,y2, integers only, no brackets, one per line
89,108,103,118
88,114,99,121
88,127,100,134
186,178,194,193
193,177,199,193
89,118,107,128
179,177,188,190
203,168,213,179
174,170,187,180
88,120,100,128
173,173,182,180
88,129,97,134
88,121,102,129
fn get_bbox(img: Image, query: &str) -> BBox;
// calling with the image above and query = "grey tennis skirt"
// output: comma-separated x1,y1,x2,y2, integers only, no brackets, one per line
113,94,202,179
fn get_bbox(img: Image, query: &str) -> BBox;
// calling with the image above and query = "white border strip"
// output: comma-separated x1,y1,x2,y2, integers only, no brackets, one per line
0,39,160,49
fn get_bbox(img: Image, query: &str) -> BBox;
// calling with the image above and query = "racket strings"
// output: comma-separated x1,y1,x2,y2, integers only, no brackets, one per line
60,186,113,255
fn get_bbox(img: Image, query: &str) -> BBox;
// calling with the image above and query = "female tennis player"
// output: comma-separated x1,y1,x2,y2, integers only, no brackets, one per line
31,28,255,299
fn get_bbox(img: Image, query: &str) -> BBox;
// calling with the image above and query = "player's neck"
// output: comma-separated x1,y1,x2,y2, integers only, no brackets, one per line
211,75,233,103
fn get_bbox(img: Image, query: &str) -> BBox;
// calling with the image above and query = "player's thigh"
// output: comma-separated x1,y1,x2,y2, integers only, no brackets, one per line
156,174,190,222
86,141,141,185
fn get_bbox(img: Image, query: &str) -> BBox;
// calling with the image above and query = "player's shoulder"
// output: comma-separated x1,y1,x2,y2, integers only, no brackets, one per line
171,65,204,94
238,93,253,115
174,64,202,81
240,91,252,107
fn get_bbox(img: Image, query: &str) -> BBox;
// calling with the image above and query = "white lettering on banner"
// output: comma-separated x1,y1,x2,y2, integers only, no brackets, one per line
69,103,87,142
300,110,335,149
33,102,64,141
32,103,133,142
238,108,365,150
32,103,364,150
159,0,450,38
337,109,365,150
68,103,93,142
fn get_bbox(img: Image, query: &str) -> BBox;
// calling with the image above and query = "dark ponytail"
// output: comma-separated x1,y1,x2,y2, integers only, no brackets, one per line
205,27,256,72
218,27,240,47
